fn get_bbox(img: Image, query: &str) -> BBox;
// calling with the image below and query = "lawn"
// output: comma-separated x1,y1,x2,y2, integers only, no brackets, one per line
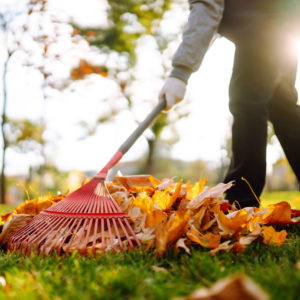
0,191,299,300
261,191,300,208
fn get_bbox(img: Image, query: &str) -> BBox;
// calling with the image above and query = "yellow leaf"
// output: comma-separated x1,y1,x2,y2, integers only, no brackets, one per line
186,179,208,200
146,209,168,228
132,192,153,214
153,190,171,210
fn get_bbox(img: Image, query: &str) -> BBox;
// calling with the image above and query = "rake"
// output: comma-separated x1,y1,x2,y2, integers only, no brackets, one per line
8,98,167,256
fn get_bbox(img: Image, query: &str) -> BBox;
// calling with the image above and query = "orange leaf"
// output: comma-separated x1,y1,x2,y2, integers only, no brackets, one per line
146,209,167,228
217,209,249,234
169,180,182,207
166,211,190,245
231,242,246,253
155,221,168,256
264,202,291,224
187,225,221,249
261,226,287,246
72,28,79,36
86,30,96,37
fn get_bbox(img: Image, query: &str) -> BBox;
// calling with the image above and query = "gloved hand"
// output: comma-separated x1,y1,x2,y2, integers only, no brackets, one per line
159,77,186,111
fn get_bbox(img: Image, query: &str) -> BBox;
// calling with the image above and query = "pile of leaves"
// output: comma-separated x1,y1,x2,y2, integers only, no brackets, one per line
1,173,299,255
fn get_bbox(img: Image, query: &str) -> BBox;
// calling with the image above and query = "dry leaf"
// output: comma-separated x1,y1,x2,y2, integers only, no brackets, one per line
217,209,250,235
187,225,220,249
0,214,34,246
187,181,233,210
152,265,168,273
261,226,287,246
176,238,191,254
239,230,261,246
210,241,232,256
174,275,269,300
1,171,298,256
263,202,291,224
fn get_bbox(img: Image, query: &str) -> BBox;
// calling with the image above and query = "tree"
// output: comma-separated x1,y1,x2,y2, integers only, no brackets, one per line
69,0,191,175
0,0,91,201
0,1,30,203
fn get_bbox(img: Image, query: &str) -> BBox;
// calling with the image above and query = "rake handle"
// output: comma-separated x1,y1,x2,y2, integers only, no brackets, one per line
119,97,167,154
97,97,167,177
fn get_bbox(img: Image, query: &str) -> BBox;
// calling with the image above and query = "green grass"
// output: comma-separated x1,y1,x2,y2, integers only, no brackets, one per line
0,226,299,300
261,191,300,209
0,192,299,299
0,204,17,215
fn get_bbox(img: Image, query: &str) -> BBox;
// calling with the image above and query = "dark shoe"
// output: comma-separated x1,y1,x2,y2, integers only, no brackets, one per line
225,179,260,208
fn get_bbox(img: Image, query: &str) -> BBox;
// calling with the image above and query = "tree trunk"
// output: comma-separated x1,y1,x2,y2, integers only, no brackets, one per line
1,53,11,204
145,138,156,174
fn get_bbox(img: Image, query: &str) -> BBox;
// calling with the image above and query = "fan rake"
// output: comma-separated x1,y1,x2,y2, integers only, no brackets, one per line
8,98,167,256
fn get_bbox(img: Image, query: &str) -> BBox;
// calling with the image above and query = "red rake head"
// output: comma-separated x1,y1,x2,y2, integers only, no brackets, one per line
8,177,141,256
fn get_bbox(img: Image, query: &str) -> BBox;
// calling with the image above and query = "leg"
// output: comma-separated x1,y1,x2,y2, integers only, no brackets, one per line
224,43,280,207
268,40,300,184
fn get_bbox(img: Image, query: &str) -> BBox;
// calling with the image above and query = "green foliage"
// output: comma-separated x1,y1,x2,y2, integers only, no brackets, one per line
7,118,45,152
73,0,171,65
0,227,299,300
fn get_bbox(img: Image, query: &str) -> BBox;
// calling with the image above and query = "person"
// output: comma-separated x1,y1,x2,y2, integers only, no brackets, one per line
159,0,300,208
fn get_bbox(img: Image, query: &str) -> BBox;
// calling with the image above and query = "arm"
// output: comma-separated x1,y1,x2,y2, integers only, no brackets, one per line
170,0,224,83
159,0,224,110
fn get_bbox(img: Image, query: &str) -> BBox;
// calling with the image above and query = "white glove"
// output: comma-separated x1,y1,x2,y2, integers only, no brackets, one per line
159,77,186,111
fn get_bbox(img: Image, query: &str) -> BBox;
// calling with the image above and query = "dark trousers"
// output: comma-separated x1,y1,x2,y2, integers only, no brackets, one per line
224,36,300,207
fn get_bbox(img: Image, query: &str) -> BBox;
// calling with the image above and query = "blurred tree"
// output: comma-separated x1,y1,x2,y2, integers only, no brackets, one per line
0,2,30,203
0,0,90,201
69,0,191,175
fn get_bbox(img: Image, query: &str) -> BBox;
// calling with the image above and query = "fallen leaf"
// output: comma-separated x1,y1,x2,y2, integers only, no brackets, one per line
239,230,261,246
210,241,232,256
186,179,209,201
0,214,34,246
174,275,269,300
152,265,168,273
261,226,287,246
217,209,249,235
154,221,168,256
187,181,234,210
263,202,291,224
176,238,190,254
187,225,220,249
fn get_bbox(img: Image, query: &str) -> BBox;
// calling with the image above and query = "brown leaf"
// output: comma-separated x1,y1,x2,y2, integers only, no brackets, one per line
174,275,269,300
0,214,34,247
209,241,232,256
175,238,190,254
239,230,261,246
